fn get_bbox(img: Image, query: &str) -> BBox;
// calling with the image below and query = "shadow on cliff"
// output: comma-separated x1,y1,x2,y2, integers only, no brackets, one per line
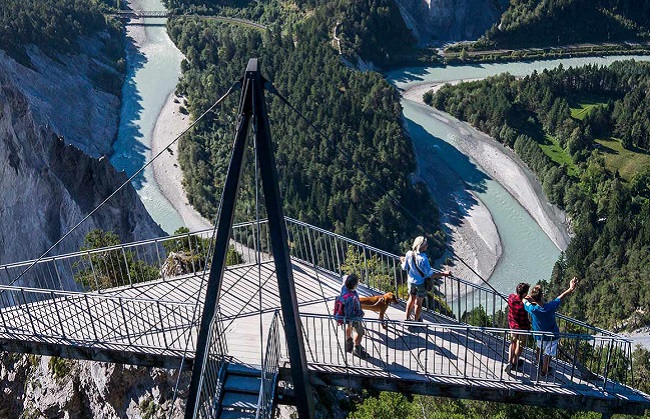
110,32,148,190
404,118,491,231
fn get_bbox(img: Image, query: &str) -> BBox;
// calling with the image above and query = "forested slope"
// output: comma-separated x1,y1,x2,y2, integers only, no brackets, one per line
427,61,650,328
0,0,122,69
164,0,440,255
477,0,650,48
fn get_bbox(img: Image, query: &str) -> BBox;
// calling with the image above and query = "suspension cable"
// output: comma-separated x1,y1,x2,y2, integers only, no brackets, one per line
8,82,240,291
266,84,506,300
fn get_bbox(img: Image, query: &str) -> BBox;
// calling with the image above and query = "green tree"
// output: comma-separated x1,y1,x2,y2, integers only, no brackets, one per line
73,229,159,290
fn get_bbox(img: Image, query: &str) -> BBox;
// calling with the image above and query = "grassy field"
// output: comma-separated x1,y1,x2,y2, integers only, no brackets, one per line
595,138,650,182
568,94,611,120
540,134,579,176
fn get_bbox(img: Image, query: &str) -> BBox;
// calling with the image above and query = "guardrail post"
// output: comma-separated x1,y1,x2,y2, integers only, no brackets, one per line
457,281,461,321
603,339,613,388
88,251,100,292
52,256,65,290
121,245,133,287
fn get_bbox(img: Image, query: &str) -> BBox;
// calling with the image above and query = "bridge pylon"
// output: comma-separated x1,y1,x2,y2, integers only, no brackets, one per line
184,59,316,418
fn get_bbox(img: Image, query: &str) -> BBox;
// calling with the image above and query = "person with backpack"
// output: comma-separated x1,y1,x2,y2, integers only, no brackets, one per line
335,273,367,359
401,236,451,323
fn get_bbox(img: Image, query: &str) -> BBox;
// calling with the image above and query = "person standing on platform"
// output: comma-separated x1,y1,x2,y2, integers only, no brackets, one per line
505,282,531,374
339,273,367,359
400,236,451,323
524,277,579,376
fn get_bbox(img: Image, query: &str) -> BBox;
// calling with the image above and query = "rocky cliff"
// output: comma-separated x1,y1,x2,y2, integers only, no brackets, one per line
0,42,163,266
393,0,509,43
0,32,177,417
0,353,187,418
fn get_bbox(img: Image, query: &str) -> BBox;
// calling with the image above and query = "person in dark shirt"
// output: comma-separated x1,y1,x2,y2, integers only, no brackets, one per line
524,277,579,376
505,282,531,374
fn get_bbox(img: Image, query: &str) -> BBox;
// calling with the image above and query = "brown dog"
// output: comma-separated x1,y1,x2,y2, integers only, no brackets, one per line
359,292,399,328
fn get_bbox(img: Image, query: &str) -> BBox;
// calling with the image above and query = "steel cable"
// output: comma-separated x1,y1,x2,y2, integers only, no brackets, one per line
8,82,241,291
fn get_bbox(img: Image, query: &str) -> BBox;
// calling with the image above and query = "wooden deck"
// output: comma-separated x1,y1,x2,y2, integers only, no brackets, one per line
0,259,649,414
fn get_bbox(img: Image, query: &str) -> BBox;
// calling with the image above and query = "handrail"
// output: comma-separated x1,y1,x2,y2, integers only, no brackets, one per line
257,310,281,418
0,283,196,306
298,314,632,389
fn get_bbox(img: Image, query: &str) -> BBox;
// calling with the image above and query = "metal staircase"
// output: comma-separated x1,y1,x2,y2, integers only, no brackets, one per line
219,364,263,418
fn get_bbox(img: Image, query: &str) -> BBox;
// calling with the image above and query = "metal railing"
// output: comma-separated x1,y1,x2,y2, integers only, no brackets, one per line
300,314,632,389
192,309,229,419
0,284,195,353
0,225,263,294
257,310,282,419
0,218,635,396
282,217,512,322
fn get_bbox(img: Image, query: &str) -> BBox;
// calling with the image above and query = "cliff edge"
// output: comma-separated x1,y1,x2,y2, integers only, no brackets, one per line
0,40,163,265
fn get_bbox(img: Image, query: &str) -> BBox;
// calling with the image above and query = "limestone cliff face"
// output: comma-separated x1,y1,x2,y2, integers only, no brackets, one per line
394,0,509,42
0,353,187,418
0,44,163,266
0,81,163,265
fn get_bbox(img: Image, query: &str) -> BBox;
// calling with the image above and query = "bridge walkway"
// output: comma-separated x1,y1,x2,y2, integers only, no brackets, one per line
1,219,648,415
219,260,650,415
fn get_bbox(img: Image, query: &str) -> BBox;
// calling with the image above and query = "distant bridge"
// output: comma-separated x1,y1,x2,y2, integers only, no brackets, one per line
112,10,170,18
108,10,267,30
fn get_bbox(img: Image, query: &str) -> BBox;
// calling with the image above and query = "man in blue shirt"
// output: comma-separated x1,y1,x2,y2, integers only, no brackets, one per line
523,277,578,377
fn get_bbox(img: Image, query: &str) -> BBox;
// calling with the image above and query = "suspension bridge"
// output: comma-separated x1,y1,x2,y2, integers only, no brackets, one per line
2,59,650,418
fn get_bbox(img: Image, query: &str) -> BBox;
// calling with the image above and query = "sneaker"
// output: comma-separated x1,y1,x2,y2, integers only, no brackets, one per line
540,366,553,377
345,337,353,353
353,345,368,359
516,359,524,367
504,363,512,375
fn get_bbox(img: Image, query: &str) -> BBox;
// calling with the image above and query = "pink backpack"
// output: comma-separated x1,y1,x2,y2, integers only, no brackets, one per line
333,292,354,325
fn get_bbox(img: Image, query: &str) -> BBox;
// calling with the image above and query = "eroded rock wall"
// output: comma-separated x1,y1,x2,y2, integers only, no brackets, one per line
394,0,509,43
0,353,187,418
0,81,163,265
0,42,163,266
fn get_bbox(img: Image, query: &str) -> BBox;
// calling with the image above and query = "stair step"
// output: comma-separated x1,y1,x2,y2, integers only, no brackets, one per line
221,391,259,411
227,363,262,377
219,408,257,419
225,374,262,394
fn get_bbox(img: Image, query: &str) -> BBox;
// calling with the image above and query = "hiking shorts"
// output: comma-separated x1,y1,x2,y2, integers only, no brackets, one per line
536,338,559,357
351,320,365,337
409,282,427,298
509,331,530,344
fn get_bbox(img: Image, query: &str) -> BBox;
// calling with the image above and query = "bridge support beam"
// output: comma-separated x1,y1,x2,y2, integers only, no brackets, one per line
185,59,315,418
